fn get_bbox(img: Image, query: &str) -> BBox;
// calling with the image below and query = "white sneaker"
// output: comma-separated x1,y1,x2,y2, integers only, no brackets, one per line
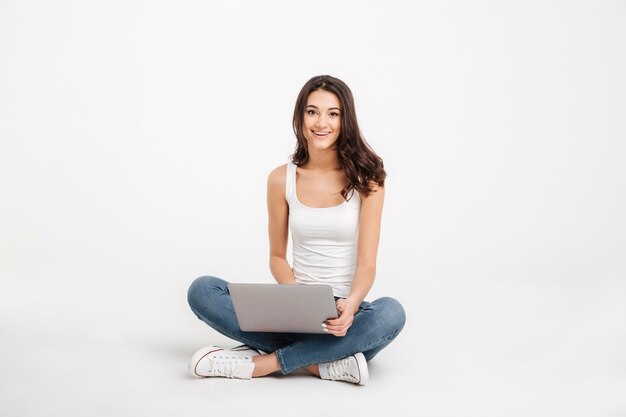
188,345,260,379
319,352,369,385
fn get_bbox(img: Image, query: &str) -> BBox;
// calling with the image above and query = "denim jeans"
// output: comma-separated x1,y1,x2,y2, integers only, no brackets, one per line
187,275,406,374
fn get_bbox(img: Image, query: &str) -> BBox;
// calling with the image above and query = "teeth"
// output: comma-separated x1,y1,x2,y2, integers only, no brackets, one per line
313,131,329,135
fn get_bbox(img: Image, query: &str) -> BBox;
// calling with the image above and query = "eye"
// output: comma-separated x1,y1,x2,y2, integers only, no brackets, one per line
330,112,340,117
306,109,316,115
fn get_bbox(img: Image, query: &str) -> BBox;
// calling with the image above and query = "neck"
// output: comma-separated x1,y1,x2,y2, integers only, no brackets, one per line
304,147,341,171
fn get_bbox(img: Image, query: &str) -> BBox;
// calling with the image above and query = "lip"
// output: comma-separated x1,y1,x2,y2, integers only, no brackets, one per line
311,130,331,138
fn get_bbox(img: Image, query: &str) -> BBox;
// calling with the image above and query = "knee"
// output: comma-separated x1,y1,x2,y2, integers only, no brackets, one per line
187,275,226,312
377,297,406,334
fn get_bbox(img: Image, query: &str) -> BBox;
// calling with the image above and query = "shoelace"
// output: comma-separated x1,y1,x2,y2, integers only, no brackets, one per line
327,357,358,383
231,345,260,355
207,355,250,378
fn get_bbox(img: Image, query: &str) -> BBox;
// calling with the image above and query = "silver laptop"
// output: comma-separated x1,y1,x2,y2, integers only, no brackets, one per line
228,283,339,333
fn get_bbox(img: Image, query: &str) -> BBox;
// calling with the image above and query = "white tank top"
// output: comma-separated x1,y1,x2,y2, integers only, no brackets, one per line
285,158,361,298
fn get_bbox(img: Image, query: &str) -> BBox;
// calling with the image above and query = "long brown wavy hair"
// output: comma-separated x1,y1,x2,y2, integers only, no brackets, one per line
291,75,386,200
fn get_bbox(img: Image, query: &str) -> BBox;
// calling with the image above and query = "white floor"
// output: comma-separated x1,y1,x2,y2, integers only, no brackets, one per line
2,272,625,417
1,1,625,415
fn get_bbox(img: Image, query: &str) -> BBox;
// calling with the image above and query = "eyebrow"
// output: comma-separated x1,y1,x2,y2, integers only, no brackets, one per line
306,105,341,111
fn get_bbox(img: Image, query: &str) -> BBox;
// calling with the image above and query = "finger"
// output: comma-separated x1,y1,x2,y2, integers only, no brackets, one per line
329,313,353,325
322,320,344,332
325,321,351,334
325,327,345,337
325,317,345,327
322,324,343,335
323,321,343,333
327,311,354,326
326,325,349,337
325,315,343,324
324,323,343,331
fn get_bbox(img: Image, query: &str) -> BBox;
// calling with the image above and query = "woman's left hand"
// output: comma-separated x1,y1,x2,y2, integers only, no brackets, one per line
324,298,359,337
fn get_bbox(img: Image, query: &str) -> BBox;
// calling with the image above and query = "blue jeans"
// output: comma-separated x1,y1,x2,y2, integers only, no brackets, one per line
187,275,406,374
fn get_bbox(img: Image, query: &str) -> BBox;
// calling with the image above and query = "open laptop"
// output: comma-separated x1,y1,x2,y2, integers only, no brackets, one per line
227,283,339,333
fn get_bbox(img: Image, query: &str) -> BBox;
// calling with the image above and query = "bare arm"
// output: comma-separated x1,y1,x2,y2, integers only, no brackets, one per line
267,164,296,284
347,182,385,306
325,181,385,336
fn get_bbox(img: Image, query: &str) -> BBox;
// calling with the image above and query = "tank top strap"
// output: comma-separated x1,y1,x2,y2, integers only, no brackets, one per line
285,157,296,205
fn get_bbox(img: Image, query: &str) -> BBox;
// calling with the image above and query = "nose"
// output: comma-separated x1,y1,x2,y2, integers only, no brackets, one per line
315,113,328,129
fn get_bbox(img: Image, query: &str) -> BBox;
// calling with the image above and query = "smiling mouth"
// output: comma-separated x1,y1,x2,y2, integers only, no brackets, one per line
312,130,330,137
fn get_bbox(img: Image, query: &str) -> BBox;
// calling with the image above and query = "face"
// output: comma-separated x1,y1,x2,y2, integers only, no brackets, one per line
302,89,342,151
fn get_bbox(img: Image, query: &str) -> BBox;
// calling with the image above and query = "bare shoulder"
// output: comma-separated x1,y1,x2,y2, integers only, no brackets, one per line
267,163,287,185
267,163,288,197
358,180,385,202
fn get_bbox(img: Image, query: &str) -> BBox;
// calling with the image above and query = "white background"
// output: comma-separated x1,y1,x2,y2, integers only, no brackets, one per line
1,1,625,416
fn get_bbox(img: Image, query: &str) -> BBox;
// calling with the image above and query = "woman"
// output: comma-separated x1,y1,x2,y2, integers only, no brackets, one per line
187,75,406,385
